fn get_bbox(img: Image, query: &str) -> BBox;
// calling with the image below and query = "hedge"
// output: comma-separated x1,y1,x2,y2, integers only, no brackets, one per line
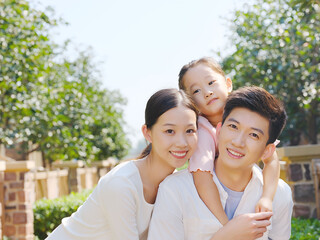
33,189,93,239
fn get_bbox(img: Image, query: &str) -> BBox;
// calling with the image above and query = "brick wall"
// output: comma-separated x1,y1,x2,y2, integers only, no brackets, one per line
278,144,320,218
2,162,35,240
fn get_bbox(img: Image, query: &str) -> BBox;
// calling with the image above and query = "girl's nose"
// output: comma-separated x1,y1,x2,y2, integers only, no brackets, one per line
205,90,213,98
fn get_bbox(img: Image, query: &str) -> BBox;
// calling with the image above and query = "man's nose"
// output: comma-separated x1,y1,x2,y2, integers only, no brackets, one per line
231,132,245,147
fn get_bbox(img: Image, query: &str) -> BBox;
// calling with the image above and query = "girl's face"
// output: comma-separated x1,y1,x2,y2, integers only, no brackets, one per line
145,104,198,170
183,64,232,121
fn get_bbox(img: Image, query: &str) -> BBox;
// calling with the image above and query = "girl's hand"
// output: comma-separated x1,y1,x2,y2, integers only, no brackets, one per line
255,197,273,213
212,212,273,240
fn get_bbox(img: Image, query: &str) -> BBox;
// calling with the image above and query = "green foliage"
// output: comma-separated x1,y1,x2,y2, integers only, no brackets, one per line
33,189,93,240
290,217,320,239
219,0,320,145
0,0,130,162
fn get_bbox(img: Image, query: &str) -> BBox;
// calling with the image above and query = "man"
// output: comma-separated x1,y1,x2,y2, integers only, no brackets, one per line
148,86,293,240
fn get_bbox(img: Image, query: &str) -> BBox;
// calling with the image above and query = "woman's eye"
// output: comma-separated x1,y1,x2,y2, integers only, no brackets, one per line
186,129,196,134
166,129,174,134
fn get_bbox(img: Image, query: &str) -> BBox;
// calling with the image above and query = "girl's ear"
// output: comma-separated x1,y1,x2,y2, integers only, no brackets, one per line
261,143,276,161
142,125,152,143
226,77,233,93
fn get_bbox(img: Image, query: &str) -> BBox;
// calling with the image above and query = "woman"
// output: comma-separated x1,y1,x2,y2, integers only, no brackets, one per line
46,88,199,240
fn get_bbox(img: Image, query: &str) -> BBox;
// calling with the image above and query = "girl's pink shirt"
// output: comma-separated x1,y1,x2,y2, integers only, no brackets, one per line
188,116,217,175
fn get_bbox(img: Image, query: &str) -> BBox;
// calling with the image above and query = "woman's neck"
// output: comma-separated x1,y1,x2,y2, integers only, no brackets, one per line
135,154,175,204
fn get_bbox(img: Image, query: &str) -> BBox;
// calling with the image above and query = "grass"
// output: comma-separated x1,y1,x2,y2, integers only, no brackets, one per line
290,217,320,239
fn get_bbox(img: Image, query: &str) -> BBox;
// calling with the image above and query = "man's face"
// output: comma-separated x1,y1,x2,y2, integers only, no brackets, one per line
216,107,271,171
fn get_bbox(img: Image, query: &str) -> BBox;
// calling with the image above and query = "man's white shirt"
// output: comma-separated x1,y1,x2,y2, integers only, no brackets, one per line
148,165,293,240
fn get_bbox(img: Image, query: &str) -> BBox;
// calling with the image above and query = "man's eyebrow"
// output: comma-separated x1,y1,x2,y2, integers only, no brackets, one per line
227,118,239,124
227,118,264,135
251,127,265,135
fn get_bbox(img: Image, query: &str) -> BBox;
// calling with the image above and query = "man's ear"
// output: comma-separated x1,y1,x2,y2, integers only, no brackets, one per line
142,125,152,143
226,77,233,93
261,143,276,161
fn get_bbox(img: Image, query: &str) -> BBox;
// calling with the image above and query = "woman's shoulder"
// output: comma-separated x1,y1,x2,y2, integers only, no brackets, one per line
98,161,139,187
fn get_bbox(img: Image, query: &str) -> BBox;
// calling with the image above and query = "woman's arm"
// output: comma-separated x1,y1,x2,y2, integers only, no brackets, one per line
98,177,141,239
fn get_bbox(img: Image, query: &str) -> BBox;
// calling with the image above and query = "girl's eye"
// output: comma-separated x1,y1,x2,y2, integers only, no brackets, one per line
193,89,200,94
208,81,215,85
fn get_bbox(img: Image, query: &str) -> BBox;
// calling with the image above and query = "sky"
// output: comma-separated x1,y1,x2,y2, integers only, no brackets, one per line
35,0,246,149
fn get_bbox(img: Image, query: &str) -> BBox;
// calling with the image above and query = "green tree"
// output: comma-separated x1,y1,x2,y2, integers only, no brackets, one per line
219,0,320,145
0,0,130,163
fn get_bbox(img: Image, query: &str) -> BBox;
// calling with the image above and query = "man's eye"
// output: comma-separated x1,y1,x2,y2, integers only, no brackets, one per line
251,133,259,139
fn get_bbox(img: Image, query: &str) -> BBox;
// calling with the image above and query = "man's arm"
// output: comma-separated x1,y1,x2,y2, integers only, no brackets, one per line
148,181,184,240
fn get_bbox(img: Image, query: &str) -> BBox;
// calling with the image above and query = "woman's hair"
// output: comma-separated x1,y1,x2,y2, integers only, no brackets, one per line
178,57,226,91
138,88,198,159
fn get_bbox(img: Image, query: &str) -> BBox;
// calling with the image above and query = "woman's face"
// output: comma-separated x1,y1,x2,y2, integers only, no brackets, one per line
146,104,198,170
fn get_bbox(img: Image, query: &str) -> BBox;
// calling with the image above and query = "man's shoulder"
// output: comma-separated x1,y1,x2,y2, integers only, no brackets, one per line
275,178,292,200
159,169,194,190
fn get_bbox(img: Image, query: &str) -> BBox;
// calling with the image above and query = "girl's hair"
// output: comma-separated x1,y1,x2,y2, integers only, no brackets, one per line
178,57,226,91
138,88,198,159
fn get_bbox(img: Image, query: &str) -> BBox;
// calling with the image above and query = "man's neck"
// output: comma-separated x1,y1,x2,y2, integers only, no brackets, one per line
215,158,253,192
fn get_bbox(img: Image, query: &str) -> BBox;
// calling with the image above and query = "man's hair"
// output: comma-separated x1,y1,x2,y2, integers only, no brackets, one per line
222,86,287,144
178,57,226,91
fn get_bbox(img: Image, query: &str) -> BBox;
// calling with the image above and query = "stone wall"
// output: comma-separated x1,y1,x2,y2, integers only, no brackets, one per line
277,144,320,218
2,161,35,240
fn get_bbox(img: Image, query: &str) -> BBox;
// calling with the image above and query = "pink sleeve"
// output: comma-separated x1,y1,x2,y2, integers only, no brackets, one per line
188,123,216,175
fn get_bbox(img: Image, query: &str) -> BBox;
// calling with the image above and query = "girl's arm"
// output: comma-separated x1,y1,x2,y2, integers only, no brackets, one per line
255,149,280,213
210,212,272,240
193,170,228,225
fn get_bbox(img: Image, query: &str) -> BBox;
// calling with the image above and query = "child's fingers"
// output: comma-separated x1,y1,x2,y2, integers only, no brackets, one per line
255,205,261,213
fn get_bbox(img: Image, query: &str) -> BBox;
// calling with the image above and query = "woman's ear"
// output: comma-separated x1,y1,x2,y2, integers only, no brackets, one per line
261,143,276,161
226,77,233,93
142,125,152,143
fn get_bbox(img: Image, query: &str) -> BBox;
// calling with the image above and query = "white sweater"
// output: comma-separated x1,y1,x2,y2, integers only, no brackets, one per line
46,161,154,240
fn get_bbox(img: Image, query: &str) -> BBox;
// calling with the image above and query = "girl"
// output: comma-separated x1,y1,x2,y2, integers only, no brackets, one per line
46,88,199,240
178,57,280,225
